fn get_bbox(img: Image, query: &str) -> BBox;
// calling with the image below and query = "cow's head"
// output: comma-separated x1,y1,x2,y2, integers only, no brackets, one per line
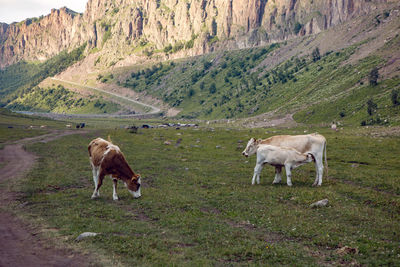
242,138,261,157
293,152,314,168
306,153,315,163
126,174,141,198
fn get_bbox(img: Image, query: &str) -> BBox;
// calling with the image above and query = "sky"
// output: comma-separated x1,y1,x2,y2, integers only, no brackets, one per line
0,0,87,24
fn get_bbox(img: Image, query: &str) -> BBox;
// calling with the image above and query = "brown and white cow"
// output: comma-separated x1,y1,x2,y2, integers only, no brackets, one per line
243,140,314,186
242,134,327,186
88,137,141,200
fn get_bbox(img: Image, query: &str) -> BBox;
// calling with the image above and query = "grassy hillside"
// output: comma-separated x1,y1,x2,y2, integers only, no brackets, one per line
7,84,120,114
108,36,399,125
0,44,87,107
0,44,129,115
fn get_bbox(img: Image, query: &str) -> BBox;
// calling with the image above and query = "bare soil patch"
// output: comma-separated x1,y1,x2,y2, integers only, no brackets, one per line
0,130,97,266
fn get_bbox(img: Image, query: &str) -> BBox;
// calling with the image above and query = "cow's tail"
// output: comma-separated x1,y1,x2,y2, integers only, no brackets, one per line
324,140,328,178
88,141,93,157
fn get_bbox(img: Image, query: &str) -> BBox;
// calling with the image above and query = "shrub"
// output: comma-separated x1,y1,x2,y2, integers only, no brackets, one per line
293,22,302,34
209,83,216,94
164,44,173,53
367,98,377,116
369,67,379,86
391,89,399,106
203,61,212,70
312,47,321,62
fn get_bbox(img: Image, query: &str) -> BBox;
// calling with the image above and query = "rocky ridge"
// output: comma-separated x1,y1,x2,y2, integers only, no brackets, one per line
0,0,395,68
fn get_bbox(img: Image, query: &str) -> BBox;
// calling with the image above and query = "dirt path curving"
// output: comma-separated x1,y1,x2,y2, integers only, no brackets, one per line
0,130,96,266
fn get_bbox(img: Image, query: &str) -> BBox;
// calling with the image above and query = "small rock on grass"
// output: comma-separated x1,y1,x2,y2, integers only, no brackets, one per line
76,232,99,241
336,246,359,255
310,199,329,208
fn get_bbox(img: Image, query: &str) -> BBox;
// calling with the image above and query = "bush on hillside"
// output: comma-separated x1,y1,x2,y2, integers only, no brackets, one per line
369,67,379,86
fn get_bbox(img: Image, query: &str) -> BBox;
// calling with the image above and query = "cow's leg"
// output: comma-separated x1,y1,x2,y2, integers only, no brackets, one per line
273,166,282,184
91,166,100,199
252,163,263,185
317,161,324,186
92,172,105,199
112,178,119,201
256,165,262,184
313,154,323,186
285,165,293,187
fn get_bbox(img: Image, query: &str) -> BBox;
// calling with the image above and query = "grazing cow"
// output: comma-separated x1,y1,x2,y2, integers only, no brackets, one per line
242,140,314,186
88,138,141,200
242,133,327,186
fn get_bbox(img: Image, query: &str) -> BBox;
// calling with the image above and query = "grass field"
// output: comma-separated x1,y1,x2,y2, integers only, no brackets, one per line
4,114,398,266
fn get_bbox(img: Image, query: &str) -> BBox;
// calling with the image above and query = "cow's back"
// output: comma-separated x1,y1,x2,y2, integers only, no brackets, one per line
261,134,325,153
88,138,110,166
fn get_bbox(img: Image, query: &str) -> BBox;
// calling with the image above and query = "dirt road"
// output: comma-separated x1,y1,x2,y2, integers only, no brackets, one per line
0,130,95,266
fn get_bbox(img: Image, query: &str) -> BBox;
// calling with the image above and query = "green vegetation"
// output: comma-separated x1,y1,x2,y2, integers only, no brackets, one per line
96,73,114,83
115,39,399,125
101,22,112,45
122,44,278,119
0,43,87,107
7,85,120,114
9,121,399,266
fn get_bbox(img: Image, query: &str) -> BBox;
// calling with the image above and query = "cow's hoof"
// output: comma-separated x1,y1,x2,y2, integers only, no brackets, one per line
287,183,293,187
113,196,119,201
272,181,281,184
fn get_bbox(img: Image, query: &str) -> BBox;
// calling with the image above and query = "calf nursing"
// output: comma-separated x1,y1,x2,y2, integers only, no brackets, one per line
243,134,327,186
88,138,141,200
242,138,314,186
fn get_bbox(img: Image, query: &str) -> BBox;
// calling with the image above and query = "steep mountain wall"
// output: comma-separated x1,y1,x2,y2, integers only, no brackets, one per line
0,0,394,68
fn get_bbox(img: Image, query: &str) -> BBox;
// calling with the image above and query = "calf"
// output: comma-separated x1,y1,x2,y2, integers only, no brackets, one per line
243,138,313,186
88,138,141,200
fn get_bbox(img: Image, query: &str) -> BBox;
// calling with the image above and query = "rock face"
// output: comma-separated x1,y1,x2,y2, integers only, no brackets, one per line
0,0,393,68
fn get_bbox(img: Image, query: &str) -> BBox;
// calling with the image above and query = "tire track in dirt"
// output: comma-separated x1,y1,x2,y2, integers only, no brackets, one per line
0,130,96,267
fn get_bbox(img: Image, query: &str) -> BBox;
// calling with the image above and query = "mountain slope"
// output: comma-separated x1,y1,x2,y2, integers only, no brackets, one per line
84,5,399,125
0,0,396,69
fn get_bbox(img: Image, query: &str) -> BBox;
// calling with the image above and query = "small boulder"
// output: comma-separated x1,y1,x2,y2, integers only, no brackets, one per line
75,232,98,241
310,199,329,208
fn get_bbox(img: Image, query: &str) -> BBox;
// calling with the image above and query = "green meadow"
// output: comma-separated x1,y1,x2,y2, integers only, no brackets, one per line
2,111,399,266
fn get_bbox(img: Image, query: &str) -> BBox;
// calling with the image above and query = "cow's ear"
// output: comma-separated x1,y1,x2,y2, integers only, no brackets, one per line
257,139,262,144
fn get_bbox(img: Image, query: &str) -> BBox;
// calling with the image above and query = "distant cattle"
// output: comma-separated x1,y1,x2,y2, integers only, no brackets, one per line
76,123,86,129
243,139,313,186
127,125,138,133
243,134,327,186
88,138,141,200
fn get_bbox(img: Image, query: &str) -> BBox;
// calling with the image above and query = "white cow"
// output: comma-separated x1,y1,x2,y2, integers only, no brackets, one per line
242,139,314,186
242,133,327,186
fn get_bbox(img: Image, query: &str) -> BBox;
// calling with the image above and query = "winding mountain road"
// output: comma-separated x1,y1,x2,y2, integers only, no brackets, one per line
50,77,161,116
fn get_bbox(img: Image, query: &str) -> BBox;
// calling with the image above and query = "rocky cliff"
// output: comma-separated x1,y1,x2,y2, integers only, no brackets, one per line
0,0,394,68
